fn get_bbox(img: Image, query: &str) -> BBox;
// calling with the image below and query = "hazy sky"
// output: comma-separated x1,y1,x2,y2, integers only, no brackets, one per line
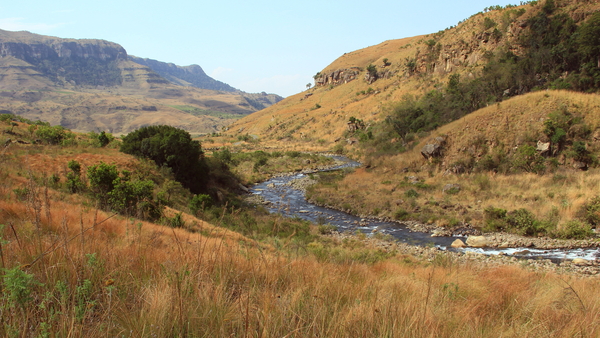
0,0,519,97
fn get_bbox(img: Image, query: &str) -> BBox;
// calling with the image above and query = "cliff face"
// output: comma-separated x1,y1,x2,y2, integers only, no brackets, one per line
0,29,127,61
0,40,127,63
0,30,127,87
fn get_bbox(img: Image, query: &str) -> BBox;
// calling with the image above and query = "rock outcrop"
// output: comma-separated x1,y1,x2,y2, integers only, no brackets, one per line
315,68,360,87
421,136,447,160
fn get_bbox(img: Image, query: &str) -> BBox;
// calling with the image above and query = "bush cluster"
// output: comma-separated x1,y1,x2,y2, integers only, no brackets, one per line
64,160,161,221
483,205,594,239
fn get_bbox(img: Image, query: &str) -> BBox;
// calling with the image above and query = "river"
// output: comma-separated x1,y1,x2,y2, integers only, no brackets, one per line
250,156,599,261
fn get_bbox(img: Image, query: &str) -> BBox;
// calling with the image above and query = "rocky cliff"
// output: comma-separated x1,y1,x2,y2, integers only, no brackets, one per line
0,29,127,87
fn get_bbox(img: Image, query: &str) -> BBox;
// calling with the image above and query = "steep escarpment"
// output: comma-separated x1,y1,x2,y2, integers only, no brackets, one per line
130,56,284,108
0,29,126,87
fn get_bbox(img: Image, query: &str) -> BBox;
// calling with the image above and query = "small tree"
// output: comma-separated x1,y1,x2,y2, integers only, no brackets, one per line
189,194,213,215
366,64,377,78
88,162,119,206
66,160,85,193
36,125,68,145
98,131,110,147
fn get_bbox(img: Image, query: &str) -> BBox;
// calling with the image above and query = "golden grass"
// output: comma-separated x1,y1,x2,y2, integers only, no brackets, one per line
1,142,600,337
305,91,600,231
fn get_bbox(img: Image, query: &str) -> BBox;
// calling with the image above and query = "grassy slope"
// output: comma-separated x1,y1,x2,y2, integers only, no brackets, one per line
225,0,600,150
306,91,600,228
1,124,600,337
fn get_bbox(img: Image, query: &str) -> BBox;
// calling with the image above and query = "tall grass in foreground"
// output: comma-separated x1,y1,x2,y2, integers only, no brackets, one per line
1,196,600,337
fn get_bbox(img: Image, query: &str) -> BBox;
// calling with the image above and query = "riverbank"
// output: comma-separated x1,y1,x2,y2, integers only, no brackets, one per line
247,155,600,265
326,231,600,277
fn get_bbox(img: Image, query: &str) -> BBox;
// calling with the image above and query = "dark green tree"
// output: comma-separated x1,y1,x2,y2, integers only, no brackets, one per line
98,131,110,147
120,125,208,193
87,162,119,206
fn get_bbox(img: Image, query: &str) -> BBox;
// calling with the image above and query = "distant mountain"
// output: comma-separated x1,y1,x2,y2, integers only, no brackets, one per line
129,56,237,92
0,29,283,134
129,56,283,110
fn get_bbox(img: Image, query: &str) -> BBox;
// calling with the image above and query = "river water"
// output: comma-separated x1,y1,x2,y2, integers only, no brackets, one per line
250,157,598,261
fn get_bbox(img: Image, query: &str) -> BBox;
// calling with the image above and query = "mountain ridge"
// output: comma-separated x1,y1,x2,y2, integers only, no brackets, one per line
0,29,282,134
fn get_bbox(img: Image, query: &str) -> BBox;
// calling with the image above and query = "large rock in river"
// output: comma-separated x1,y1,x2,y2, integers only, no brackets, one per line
466,236,489,248
451,239,466,248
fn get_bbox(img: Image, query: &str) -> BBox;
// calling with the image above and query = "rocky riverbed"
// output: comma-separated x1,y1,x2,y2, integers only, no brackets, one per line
247,155,600,275
327,231,600,277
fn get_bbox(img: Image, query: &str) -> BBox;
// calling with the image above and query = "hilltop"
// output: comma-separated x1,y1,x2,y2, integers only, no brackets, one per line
0,29,282,135
226,0,600,148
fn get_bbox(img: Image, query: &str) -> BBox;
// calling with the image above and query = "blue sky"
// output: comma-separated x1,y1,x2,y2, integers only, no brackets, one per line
0,0,519,97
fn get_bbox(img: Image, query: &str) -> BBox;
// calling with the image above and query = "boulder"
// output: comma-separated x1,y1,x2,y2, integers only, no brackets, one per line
238,183,250,193
451,239,466,248
572,258,589,266
407,176,420,184
466,236,489,248
421,143,442,159
431,229,452,237
443,184,461,194
537,141,551,155
573,160,588,171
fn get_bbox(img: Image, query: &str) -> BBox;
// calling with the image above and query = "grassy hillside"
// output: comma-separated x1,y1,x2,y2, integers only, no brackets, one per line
225,0,600,149
305,91,600,235
211,0,600,239
1,115,600,337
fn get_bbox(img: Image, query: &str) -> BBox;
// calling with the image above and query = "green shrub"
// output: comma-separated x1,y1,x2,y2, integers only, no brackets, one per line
512,145,545,174
318,224,337,235
579,196,600,227
189,194,213,215
120,125,208,193
98,131,112,147
87,162,119,202
483,17,497,30
35,125,68,145
394,209,410,220
2,266,40,309
506,208,540,236
483,206,508,232
168,212,185,228
405,189,419,198
553,220,593,239
66,160,85,193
